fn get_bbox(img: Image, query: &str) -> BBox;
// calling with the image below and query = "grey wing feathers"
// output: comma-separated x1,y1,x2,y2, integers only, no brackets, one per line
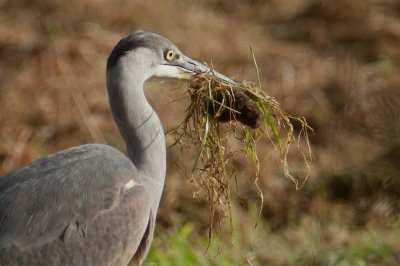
0,144,142,251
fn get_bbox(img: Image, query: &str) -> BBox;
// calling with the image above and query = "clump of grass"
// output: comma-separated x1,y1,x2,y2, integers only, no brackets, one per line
166,49,313,263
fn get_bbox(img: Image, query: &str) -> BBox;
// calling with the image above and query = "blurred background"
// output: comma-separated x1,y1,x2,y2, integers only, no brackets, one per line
1,0,400,265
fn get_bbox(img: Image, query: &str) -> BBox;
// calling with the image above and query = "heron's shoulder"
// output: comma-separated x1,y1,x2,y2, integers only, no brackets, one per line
52,143,128,160
0,144,143,251
0,144,137,187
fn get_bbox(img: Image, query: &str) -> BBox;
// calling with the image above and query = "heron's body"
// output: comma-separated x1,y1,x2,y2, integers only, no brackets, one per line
0,145,154,265
0,30,235,265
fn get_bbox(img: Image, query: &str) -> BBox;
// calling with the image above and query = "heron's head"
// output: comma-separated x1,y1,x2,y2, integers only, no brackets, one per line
106,30,237,86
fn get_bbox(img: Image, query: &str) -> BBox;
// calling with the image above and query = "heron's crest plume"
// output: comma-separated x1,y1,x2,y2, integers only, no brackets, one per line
107,30,179,70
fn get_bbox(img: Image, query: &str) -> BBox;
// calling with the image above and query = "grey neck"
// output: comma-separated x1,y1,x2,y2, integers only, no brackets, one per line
106,53,166,211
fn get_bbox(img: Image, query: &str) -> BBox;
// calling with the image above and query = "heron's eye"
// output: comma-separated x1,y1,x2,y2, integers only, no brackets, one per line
165,50,176,61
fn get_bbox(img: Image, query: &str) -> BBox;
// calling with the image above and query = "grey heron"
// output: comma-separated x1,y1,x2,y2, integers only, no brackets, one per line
0,30,236,265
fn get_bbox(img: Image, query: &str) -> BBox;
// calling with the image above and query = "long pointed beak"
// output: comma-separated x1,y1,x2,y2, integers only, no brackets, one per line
176,55,238,86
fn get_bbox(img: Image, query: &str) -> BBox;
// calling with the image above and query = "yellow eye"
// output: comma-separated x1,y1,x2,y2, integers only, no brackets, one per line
165,50,176,61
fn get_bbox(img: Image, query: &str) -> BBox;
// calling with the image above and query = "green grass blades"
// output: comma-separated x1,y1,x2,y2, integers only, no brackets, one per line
166,52,314,264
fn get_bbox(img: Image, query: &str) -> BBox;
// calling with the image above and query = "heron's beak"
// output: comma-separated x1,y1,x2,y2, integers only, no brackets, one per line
175,55,238,86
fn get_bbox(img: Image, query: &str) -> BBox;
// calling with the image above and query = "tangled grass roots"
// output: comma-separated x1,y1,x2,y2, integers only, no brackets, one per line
168,74,312,206
166,56,314,260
